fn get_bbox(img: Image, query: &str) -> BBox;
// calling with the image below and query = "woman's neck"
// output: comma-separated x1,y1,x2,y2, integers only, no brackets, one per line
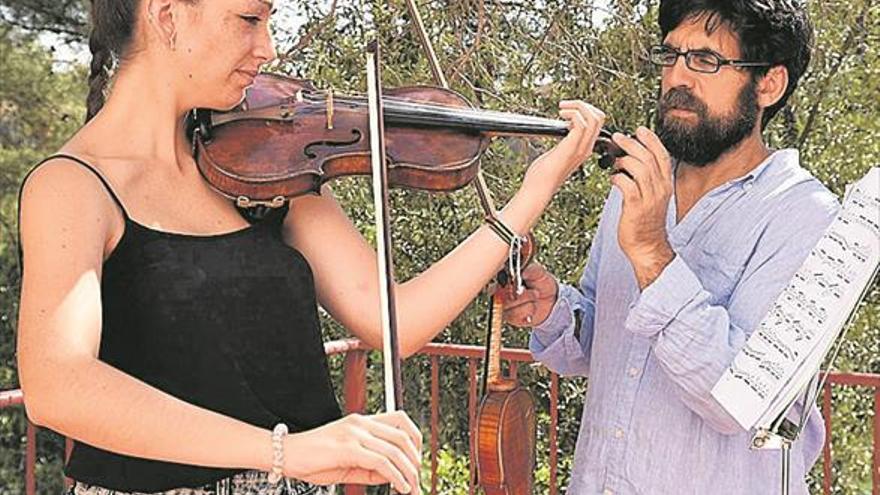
77,58,195,174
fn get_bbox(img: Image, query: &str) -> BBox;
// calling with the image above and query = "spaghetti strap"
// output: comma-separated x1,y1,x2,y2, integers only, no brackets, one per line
17,153,130,270
26,153,131,219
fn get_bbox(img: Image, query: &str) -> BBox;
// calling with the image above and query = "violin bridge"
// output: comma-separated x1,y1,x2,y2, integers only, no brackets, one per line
326,89,334,130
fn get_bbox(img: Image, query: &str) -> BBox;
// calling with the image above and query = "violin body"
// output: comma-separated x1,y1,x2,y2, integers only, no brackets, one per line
194,73,493,203
475,383,536,495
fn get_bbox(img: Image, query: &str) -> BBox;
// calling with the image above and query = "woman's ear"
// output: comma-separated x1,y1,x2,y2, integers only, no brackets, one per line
756,65,789,110
144,0,178,51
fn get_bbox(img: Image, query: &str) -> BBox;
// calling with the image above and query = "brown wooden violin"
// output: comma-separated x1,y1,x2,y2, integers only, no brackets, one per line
474,244,538,495
190,72,624,207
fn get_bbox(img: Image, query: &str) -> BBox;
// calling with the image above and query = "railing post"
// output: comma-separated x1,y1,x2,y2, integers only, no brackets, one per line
550,372,559,495
430,356,439,495
874,387,879,495
343,349,367,495
26,420,36,495
468,358,478,495
66,437,74,489
822,381,833,495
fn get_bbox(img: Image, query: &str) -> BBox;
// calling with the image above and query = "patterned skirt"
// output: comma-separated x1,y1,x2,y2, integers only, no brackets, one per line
68,470,336,495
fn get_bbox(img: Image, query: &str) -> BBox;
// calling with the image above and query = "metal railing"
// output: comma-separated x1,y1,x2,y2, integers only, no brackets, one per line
1,339,878,494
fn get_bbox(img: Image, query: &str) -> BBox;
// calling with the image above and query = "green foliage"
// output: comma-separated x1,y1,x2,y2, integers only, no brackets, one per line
0,23,86,495
1,0,878,493
426,446,470,494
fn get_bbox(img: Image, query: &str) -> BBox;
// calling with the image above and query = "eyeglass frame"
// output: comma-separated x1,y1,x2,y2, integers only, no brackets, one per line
649,44,772,74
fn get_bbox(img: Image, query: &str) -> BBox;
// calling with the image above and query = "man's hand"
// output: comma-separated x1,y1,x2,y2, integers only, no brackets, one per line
610,126,676,290
502,263,559,327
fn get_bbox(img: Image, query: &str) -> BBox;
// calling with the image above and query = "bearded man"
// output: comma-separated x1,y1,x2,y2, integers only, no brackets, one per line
503,1,838,494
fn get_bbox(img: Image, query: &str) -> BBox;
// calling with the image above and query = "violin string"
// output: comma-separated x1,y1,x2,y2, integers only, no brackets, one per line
302,90,570,131
302,90,566,124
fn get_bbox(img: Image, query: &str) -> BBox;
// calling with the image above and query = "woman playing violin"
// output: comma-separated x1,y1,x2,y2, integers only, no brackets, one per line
16,0,605,493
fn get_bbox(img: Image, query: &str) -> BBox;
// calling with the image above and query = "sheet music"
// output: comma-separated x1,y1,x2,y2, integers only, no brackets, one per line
711,167,880,431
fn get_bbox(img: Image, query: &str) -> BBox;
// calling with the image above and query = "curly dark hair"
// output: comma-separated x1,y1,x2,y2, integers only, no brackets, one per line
659,0,814,129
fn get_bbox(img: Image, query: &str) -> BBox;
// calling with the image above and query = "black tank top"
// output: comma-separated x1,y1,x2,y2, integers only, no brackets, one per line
19,155,342,492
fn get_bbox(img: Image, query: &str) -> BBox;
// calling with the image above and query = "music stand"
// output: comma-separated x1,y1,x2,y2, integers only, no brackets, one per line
749,264,879,495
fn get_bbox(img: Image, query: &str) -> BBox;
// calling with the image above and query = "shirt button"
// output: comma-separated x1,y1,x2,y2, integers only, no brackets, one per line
628,367,640,377
743,181,754,190
604,489,614,495
614,428,625,439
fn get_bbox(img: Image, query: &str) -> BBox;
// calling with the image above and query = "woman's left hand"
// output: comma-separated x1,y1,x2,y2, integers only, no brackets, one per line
524,100,606,191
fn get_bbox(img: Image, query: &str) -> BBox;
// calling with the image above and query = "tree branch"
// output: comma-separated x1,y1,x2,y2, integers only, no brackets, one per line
0,11,85,39
797,4,869,148
277,0,338,63
450,0,487,84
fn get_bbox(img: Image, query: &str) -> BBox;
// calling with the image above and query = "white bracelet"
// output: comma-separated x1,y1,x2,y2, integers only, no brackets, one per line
267,423,288,484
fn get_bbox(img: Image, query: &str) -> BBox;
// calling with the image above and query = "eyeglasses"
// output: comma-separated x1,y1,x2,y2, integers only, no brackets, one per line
649,45,771,74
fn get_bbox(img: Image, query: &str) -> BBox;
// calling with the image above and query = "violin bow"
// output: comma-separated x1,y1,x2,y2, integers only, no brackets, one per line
366,40,404,415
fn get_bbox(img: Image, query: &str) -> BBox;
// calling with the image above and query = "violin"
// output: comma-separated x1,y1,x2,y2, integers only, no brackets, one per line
190,72,624,206
474,247,538,495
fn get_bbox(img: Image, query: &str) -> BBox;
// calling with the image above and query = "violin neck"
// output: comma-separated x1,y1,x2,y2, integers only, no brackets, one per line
487,293,505,388
382,101,569,138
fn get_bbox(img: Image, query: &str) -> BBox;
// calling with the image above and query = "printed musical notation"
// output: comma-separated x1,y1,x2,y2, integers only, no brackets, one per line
711,167,880,431
729,363,771,400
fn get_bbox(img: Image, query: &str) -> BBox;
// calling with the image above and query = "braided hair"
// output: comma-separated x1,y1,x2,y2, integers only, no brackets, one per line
85,0,141,122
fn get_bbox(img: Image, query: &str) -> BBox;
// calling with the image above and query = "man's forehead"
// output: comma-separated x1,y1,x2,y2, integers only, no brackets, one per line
663,15,742,56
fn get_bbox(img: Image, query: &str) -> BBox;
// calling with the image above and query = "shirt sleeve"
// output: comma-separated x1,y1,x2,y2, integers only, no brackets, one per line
528,192,613,377
529,282,594,376
624,188,839,434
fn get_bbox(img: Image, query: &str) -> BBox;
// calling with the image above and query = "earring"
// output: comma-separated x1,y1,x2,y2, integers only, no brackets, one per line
168,31,177,51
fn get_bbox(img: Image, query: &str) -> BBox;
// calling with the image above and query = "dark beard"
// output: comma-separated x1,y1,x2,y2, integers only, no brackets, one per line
655,80,759,167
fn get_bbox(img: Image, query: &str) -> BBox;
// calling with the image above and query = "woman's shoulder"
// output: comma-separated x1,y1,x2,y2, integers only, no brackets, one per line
19,149,126,252
21,150,115,206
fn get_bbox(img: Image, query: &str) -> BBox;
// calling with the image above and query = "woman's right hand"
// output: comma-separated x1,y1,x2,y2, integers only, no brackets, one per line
284,410,423,494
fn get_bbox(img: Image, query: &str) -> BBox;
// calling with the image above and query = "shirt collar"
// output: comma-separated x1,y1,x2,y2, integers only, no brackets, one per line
731,148,799,187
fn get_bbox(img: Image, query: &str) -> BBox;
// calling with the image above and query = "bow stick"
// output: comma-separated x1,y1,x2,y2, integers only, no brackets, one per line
366,40,404,415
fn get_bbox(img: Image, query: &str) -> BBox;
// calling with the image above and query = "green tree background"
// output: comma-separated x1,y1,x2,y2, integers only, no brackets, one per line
0,0,877,493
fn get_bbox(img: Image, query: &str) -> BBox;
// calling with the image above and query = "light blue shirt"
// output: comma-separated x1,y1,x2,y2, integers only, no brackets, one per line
530,149,839,495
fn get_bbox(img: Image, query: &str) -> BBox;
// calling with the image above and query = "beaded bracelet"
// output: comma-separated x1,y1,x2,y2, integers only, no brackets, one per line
267,423,288,484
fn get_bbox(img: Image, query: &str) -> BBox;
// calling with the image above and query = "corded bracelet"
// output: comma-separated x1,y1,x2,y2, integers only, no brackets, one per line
484,214,528,294
267,423,288,484
484,213,519,245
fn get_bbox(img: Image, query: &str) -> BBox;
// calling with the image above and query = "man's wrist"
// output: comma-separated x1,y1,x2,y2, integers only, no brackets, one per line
630,241,675,290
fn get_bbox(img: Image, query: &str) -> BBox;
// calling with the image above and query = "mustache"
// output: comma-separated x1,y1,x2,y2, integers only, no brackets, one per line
659,88,707,115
